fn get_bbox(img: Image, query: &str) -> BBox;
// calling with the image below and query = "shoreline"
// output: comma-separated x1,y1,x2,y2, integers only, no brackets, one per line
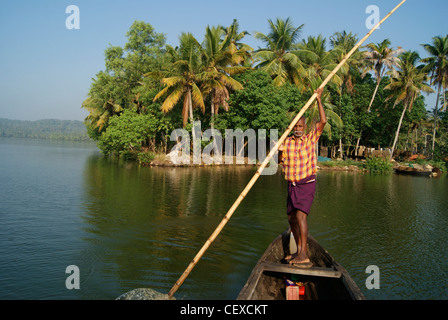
144,154,444,176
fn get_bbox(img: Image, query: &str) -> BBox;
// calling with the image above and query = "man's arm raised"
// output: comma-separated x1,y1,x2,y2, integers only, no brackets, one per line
315,88,327,131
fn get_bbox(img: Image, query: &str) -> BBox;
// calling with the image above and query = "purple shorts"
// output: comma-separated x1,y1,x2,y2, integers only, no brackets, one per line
286,175,316,215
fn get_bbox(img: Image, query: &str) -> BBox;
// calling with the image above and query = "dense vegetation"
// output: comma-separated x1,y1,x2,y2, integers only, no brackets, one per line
0,118,90,141
82,19,448,166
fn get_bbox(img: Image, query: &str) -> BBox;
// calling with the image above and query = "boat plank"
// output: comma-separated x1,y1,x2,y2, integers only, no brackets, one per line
237,230,365,300
261,261,342,278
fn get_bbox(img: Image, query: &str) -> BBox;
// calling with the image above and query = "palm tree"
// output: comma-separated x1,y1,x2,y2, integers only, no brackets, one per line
82,96,123,133
330,31,364,94
223,19,253,67
304,83,343,134
200,24,246,120
152,33,205,129
356,39,403,157
293,34,349,157
82,71,124,135
328,31,367,157
441,89,448,112
295,34,344,91
253,17,305,87
363,39,404,112
385,51,434,160
421,35,448,154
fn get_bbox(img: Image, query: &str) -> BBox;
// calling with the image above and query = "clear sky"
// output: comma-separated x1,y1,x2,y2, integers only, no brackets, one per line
0,0,446,121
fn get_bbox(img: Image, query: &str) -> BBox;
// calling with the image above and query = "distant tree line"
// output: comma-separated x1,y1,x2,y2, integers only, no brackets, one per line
81,19,448,163
0,118,91,141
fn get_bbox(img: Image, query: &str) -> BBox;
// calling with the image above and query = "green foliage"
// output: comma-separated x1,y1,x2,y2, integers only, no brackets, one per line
137,151,156,166
82,21,166,137
214,70,304,136
97,109,158,156
80,18,448,162
365,156,393,173
433,110,448,163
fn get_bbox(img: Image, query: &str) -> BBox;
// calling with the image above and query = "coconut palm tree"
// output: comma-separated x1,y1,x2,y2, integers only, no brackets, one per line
223,19,253,67
421,35,448,154
330,31,364,94
328,31,367,157
82,71,124,134
385,51,434,160
295,34,344,91
363,39,404,112
293,34,348,157
441,89,448,112
200,24,246,120
253,17,305,87
152,33,205,129
82,96,123,133
304,82,343,134
330,31,367,155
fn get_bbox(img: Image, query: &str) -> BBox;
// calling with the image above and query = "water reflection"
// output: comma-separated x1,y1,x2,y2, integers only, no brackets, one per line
311,172,448,299
80,156,287,299
2,138,446,300
79,154,448,300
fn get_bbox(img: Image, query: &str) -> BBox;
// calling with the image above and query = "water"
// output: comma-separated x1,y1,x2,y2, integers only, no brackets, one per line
0,137,447,300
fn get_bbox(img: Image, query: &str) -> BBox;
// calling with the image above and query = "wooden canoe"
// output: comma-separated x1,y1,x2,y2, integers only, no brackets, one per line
237,230,365,300
394,166,433,177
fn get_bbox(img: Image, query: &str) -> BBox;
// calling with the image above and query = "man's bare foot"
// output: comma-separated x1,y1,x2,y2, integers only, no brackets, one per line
284,252,298,261
289,254,312,267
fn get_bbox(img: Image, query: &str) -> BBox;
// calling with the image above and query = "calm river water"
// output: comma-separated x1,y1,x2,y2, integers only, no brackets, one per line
0,137,447,300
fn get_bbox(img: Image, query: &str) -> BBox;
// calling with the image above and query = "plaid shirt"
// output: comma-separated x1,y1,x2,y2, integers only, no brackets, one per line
281,123,324,182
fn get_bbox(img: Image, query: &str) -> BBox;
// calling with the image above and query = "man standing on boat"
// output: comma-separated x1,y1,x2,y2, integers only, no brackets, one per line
278,88,326,267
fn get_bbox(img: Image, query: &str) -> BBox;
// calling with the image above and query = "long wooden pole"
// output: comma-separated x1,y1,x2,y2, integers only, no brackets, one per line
167,0,407,298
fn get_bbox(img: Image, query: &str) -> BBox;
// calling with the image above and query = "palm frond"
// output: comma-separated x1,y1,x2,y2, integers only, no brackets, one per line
160,85,184,113
191,83,205,113
161,76,184,87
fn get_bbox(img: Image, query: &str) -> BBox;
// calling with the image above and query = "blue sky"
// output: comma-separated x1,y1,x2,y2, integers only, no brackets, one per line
0,0,446,121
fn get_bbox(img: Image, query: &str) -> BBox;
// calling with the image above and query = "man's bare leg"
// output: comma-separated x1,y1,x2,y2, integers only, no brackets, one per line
288,209,311,265
286,209,302,260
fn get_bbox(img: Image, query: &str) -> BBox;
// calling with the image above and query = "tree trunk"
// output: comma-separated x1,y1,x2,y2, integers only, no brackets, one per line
182,91,189,128
187,88,196,145
210,93,218,156
355,133,361,156
339,138,344,159
431,83,441,154
188,88,193,123
210,92,215,130
355,77,381,155
367,78,381,112
390,103,408,161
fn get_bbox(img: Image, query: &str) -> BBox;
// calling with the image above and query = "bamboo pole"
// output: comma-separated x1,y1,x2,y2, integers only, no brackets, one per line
167,0,407,298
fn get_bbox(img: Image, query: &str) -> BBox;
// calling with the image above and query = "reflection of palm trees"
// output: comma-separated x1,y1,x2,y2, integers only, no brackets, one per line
81,157,211,295
80,158,289,298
